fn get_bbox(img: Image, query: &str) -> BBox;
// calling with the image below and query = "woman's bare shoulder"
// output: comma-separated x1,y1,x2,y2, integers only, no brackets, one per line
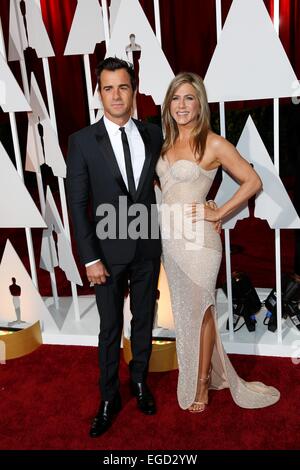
206,131,236,157
207,131,229,149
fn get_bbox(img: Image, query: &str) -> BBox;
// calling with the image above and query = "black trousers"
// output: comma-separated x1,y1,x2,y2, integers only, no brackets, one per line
95,257,161,401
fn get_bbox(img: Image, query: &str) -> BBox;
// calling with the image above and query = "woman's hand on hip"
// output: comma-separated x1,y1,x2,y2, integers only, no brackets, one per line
205,200,222,233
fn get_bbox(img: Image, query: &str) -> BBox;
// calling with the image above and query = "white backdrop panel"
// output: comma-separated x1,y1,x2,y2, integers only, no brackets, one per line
0,52,31,112
205,0,298,102
215,116,300,229
0,142,46,228
40,187,83,286
0,240,51,325
25,113,44,173
64,0,105,56
8,0,54,60
105,0,174,105
109,0,121,31
27,73,66,177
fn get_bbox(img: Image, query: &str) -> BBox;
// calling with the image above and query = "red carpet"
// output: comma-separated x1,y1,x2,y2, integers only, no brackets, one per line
0,345,299,450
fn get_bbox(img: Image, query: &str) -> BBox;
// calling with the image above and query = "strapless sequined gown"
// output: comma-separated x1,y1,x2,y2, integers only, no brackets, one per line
156,157,280,409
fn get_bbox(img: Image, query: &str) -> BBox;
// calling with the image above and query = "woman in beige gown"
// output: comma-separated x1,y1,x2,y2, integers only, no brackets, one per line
156,72,280,412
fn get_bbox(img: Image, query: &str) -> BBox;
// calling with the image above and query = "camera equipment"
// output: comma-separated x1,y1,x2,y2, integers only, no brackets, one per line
264,273,300,332
223,272,261,332
264,288,284,332
284,302,300,330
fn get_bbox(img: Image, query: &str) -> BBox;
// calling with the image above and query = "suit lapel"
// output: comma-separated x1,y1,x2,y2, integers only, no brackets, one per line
94,118,154,202
133,119,152,202
94,118,130,198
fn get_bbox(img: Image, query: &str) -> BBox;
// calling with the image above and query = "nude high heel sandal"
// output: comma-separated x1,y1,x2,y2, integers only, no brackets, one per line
188,370,211,413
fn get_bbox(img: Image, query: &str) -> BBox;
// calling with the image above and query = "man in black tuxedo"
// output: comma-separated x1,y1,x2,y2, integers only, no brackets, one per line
66,57,163,437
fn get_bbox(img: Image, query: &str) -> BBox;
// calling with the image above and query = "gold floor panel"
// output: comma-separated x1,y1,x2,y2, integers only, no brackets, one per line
123,336,178,372
0,321,42,361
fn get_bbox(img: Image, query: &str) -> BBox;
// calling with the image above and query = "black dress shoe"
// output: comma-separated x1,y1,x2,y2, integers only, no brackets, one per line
130,381,156,415
89,392,122,438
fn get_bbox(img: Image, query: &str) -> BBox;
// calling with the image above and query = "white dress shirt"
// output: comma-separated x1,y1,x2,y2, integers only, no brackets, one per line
86,116,146,267
104,115,145,191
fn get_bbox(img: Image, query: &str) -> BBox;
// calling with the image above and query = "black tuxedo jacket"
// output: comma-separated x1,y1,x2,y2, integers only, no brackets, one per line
66,117,163,267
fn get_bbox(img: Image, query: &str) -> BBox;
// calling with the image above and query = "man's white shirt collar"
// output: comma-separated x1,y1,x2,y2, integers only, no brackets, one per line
103,115,133,136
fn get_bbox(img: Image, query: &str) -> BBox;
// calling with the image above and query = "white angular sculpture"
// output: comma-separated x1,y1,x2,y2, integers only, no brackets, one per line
0,142,46,228
8,0,54,61
25,113,45,173
64,0,105,55
204,0,298,102
215,116,300,229
26,73,66,178
40,187,83,286
105,0,174,105
91,87,104,112
109,0,121,31
0,52,31,112
0,240,51,325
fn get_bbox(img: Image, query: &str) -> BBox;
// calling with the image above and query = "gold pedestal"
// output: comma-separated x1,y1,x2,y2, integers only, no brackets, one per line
123,336,178,372
0,321,42,361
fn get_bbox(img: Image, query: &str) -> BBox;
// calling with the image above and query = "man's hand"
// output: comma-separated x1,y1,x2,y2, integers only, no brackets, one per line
86,261,110,285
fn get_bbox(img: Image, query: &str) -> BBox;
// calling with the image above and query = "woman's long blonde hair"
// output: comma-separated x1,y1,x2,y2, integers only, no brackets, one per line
161,72,211,161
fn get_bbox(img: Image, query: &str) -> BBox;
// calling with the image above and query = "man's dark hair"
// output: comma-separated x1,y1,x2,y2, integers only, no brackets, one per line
96,57,136,92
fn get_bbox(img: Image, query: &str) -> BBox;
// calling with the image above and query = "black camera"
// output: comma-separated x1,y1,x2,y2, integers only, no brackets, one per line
264,273,300,332
223,272,261,332
285,302,300,330
264,288,285,332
